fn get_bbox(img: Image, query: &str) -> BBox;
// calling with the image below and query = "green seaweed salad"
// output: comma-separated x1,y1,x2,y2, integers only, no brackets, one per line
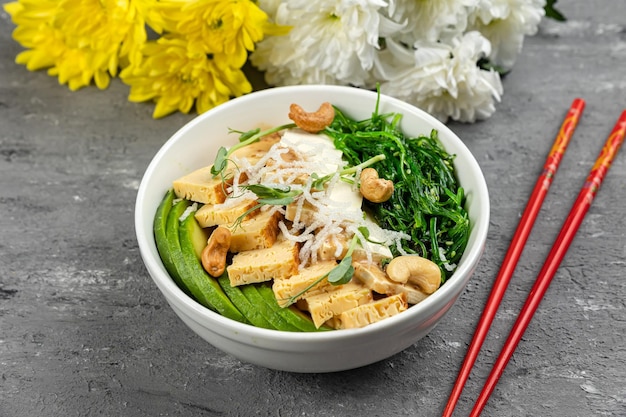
324,101,470,283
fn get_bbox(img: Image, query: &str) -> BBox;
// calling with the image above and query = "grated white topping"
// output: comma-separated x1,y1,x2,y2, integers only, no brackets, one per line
179,202,198,222
438,246,457,272
228,129,410,268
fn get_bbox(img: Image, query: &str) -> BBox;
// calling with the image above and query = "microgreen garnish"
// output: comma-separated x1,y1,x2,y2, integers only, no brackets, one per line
231,154,385,202
281,234,360,306
228,185,302,229
230,203,263,230
357,226,385,245
327,256,354,285
212,146,229,176
236,127,261,142
310,154,386,191
211,123,297,177
244,184,302,205
233,153,386,220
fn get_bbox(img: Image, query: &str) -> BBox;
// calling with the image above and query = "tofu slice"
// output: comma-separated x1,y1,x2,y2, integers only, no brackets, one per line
228,209,282,252
231,133,281,165
173,165,232,205
284,200,317,225
227,238,299,286
194,198,258,228
272,260,337,307
172,134,279,206
328,293,408,329
299,281,373,328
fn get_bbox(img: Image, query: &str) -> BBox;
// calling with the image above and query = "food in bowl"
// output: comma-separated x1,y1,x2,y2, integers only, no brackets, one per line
152,91,470,332
136,85,489,372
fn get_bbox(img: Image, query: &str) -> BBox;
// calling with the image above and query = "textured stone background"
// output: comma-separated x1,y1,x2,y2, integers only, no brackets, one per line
1,2,625,416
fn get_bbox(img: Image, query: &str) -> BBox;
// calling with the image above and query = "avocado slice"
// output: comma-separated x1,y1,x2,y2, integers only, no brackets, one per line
238,284,300,332
216,275,274,330
256,284,330,332
177,208,282,329
165,198,222,312
156,193,331,331
178,211,248,324
181,211,297,330
163,198,200,298
154,190,181,283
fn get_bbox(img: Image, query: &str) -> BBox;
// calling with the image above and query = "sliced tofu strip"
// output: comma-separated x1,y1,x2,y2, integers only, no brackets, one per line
329,293,408,329
228,209,282,252
300,281,373,328
173,164,235,205
227,238,299,286
173,134,279,206
230,132,281,165
195,198,258,228
284,200,317,225
272,260,337,307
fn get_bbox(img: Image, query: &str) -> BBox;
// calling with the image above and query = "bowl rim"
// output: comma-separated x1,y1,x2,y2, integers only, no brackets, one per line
135,84,490,343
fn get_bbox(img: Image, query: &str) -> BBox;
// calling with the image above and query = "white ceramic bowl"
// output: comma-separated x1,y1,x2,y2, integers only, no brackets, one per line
135,85,490,373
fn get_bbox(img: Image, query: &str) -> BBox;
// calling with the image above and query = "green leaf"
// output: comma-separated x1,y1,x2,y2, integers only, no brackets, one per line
243,184,303,206
237,127,261,142
357,226,385,245
477,58,509,75
258,196,297,205
211,146,228,175
327,256,354,285
310,173,326,191
246,183,289,197
310,153,386,191
246,183,301,198
545,0,566,21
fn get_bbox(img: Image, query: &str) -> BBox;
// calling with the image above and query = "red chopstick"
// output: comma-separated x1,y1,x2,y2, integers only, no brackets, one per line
442,98,586,417
469,109,626,416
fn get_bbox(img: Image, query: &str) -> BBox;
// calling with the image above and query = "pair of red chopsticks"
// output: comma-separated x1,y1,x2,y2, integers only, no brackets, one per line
443,101,626,417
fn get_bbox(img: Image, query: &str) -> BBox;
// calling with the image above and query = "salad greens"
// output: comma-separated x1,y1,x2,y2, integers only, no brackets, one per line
324,100,470,282
216,93,470,284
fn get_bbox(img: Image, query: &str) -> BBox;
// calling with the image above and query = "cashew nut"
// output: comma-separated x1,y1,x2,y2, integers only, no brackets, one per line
201,226,232,277
385,255,441,294
288,102,335,133
359,168,394,203
352,261,429,304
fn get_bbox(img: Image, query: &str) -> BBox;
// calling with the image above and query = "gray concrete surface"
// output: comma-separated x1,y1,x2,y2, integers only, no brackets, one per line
1,2,625,416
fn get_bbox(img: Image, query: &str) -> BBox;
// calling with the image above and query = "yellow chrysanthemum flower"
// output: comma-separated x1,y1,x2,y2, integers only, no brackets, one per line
4,0,152,90
118,0,162,67
5,0,288,117
4,0,63,71
157,0,288,67
120,36,252,119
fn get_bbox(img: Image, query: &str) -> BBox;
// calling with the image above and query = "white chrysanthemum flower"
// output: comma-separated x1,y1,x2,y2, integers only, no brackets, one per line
251,0,389,86
386,0,479,44
468,0,546,70
251,36,344,86
375,31,503,123
251,0,544,123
